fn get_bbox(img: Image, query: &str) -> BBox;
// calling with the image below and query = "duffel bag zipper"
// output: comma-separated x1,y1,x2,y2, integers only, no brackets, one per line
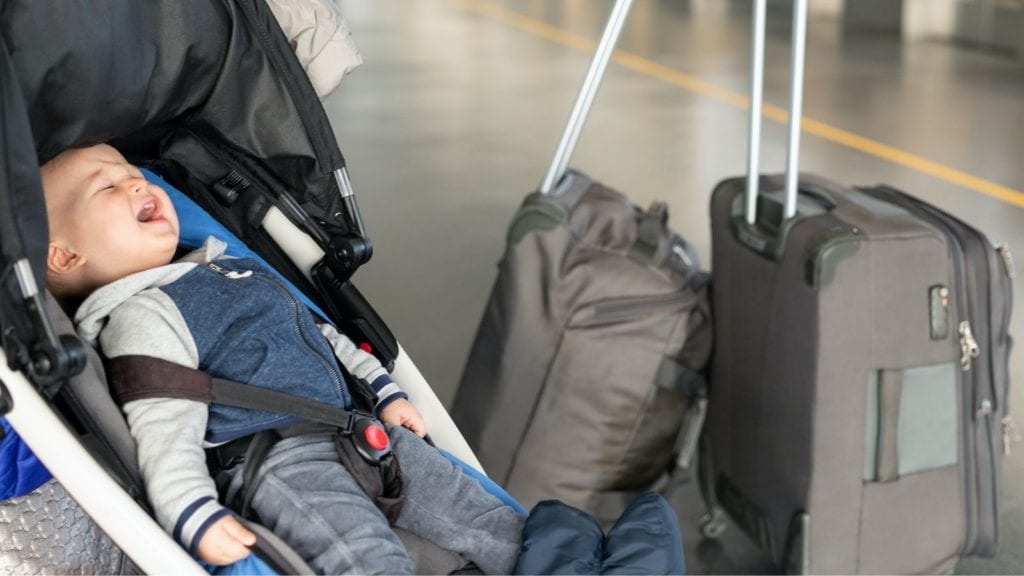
579,291,697,325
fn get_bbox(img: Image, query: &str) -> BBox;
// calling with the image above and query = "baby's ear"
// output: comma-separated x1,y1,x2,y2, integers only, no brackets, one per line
47,243,85,274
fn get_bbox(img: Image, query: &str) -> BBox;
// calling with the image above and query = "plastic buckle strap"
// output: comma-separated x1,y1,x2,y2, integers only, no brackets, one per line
334,426,405,524
207,435,254,471
628,202,669,265
349,415,392,464
240,429,283,520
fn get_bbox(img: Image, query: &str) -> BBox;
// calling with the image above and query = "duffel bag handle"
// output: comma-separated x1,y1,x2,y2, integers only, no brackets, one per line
539,0,635,195
745,0,809,225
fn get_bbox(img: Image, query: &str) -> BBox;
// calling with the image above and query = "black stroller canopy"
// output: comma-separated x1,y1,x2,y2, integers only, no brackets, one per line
4,1,229,165
1,0,353,244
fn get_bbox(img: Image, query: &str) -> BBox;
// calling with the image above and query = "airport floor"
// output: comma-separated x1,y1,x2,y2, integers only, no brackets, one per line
327,1,1024,573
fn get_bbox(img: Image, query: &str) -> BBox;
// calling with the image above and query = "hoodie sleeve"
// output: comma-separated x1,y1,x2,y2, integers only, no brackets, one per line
318,324,407,414
98,292,229,555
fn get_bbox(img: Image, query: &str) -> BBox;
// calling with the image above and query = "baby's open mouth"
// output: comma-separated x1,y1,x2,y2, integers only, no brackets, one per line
137,198,162,223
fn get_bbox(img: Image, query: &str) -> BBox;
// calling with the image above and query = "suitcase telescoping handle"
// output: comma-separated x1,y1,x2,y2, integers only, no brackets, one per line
745,0,809,225
539,0,635,195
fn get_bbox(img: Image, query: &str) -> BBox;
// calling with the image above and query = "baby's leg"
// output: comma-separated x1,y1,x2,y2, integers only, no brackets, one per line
233,433,415,575
389,426,526,575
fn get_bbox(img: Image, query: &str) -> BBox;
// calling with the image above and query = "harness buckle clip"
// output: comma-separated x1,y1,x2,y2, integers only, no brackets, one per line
350,415,392,464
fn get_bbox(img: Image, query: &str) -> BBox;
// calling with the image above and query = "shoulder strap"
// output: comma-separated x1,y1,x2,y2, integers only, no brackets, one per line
210,377,363,432
108,355,367,431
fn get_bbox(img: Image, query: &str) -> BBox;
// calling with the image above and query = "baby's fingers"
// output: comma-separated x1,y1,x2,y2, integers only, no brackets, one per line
406,413,428,438
225,517,257,547
197,517,254,565
216,537,253,565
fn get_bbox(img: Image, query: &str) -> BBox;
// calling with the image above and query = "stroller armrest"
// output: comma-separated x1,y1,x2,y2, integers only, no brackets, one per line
391,344,484,474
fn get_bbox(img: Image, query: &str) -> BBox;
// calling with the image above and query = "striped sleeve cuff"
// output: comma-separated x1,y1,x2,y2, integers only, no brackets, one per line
370,374,407,416
173,496,231,556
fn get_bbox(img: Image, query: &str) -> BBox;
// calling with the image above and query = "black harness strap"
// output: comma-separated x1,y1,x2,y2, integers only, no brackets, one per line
209,377,361,431
334,428,405,523
108,355,213,405
239,428,281,520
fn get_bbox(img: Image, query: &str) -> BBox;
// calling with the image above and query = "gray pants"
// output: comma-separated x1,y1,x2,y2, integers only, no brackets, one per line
223,426,524,575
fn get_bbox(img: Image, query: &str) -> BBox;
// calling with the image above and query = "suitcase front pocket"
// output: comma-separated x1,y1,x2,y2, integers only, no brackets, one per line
863,363,960,482
857,362,965,572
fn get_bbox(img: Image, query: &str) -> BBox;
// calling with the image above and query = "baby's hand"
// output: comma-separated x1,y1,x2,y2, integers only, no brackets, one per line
197,515,256,566
380,398,427,437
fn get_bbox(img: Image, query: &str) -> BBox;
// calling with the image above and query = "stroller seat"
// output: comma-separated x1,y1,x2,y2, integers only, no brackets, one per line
3,288,478,575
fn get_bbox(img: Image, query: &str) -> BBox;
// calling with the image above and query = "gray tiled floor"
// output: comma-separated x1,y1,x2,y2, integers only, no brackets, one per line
326,1,1024,572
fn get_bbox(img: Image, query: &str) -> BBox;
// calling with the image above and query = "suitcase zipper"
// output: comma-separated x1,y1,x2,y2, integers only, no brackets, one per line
997,244,1015,279
960,321,981,371
995,243,1018,456
1003,416,1022,455
962,226,1015,548
923,205,991,555
862,186,995,553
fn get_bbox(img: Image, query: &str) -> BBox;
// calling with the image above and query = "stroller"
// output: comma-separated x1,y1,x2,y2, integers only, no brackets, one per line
0,0,511,573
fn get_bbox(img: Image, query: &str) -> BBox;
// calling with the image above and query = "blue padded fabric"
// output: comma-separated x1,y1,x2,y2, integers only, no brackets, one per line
0,418,51,500
205,554,277,575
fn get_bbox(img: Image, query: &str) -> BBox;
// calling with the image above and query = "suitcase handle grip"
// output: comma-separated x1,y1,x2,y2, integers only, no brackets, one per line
744,0,809,225
731,178,838,260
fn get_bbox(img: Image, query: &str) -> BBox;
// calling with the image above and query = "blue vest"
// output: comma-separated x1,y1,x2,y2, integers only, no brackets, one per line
160,257,352,444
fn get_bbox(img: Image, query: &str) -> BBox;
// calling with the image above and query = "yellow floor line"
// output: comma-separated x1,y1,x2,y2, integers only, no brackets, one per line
455,0,1024,209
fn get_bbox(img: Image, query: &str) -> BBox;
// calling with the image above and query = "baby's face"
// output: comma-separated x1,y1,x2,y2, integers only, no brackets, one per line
43,144,179,293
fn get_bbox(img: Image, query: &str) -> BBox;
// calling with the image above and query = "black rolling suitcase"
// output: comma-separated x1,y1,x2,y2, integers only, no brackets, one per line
452,0,712,520
701,1,1015,573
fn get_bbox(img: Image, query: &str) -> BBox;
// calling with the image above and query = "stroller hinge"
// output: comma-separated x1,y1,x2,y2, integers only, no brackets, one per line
325,234,373,283
325,168,373,282
1,259,88,398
